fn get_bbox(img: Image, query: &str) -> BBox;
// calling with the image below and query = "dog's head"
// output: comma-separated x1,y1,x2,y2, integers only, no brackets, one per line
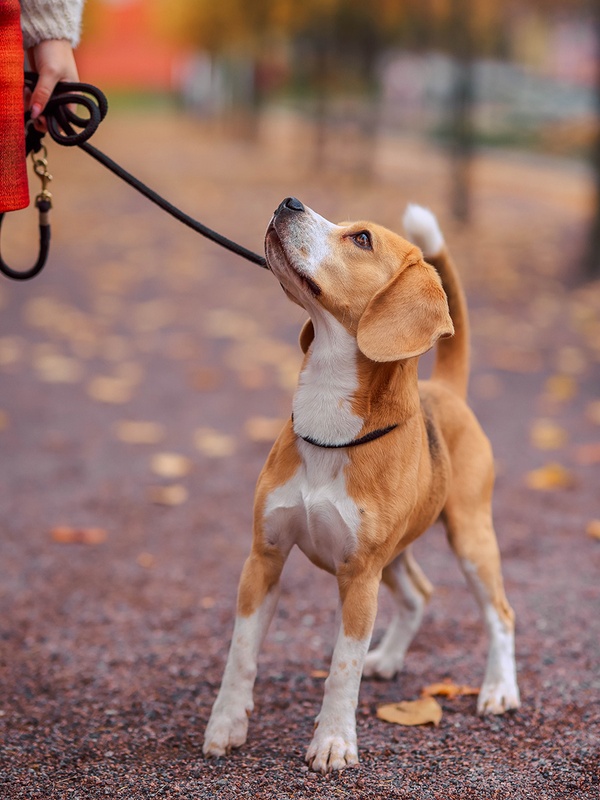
265,197,453,362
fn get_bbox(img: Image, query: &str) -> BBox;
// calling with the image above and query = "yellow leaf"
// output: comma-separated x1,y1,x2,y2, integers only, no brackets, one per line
310,670,329,679
194,428,236,458
114,420,165,445
525,463,575,491
87,376,133,404
586,520,600,540
376,698,443,727
420,681,479,699
51,526,108,545
530,419,568,450
544,375,577,403
244,416,285,442
150,453,192,479
148,484,189,506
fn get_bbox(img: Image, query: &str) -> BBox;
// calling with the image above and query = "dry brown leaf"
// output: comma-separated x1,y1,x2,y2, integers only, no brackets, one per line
420,681,479,699
586,520,600,540
194,428,236,458
310,669,329,679
51,526,108,545
525,463,575,491
201,596,216,609
376,698,442,727
136,552,156,568
34,353,83,383
114,420,165,445
530,419,568,450
148,484,189,506
87,376,133,404
572,442,600,466
244,416,285,442
544,374,577,403
150,454,192,479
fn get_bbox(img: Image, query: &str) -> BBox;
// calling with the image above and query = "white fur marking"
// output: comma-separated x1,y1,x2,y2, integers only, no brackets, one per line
461,559,520,714
306,632,370,774
293,311,363,446
403,204,444,259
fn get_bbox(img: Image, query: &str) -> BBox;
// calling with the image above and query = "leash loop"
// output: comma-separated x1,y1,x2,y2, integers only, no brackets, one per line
0,73,266,281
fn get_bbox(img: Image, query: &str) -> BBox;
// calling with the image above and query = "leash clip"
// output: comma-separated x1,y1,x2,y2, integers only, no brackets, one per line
32,146,53,208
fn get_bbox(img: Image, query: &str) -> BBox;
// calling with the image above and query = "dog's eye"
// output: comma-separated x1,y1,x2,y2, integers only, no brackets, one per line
351,231,372,250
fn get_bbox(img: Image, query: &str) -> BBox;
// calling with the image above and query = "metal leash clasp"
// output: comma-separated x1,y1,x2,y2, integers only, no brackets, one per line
0,137,53,281
32,145,53,220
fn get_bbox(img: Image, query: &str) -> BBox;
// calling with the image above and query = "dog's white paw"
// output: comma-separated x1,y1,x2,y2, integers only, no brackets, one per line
477,678,521,715
203,708,249,757
306,728,359,775
362,649,402,680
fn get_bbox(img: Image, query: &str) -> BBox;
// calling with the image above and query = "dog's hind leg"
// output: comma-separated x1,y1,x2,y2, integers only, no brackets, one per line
442,439,520,714
203,543,286,757
363,547,433,679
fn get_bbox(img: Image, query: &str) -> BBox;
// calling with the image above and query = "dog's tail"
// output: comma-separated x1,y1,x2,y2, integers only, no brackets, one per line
403,204,470,399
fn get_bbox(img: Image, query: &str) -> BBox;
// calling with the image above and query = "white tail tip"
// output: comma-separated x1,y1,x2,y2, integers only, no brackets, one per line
403,204,444,259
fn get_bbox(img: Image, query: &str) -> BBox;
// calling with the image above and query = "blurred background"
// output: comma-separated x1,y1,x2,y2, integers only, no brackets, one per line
74,0,600,275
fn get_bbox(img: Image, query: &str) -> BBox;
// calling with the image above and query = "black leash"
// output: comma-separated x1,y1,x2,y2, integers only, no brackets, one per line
0,73,267,281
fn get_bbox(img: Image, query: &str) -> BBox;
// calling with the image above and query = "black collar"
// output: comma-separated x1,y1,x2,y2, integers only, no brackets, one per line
292,416,398,449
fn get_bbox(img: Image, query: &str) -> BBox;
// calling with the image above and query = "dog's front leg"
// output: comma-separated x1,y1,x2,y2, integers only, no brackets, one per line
203,546,284,757
306,573,379,774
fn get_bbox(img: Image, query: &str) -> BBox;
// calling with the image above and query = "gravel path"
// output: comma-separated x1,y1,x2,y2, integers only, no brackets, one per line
0,111,598,799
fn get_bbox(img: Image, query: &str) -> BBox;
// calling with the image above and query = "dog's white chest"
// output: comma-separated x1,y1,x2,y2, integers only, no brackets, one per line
263,444,361,572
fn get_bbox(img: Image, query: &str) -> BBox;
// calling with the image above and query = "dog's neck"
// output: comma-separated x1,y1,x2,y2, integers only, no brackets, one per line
292,312,420,447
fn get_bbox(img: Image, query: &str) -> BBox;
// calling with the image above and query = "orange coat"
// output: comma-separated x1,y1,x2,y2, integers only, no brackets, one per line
0,0,29,212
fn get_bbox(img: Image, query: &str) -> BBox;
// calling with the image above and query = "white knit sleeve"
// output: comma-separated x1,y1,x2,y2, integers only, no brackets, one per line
20,0,85,49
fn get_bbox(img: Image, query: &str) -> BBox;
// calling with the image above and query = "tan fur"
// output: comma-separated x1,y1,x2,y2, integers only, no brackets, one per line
204,201,519,772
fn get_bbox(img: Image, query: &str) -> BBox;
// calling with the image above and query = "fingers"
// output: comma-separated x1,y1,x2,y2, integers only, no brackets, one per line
26,40,80,129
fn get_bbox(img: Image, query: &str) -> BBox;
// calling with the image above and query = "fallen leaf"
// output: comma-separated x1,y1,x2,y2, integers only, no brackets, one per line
376,698,442,727
136,552,156,568
51,526,108,545
310,669,329,679
530,419,568,450
420,681,479,699
525,463,575,491
586,520,600,540
87,376,133,404
544,374,577,403
148,484,189,506
555,346,587,376
0,410,7,431
194,428,236,458
150,453,192,479
188,367,223,391
34,353,83,383
244,416,285,442
201,596,216,609
114,420,165,445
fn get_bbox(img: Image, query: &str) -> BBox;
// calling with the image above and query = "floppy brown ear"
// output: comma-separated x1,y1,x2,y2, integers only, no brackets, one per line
357,259,454,362
299,319,314,353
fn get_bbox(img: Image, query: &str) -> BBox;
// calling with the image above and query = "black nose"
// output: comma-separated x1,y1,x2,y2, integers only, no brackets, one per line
275,196,305,215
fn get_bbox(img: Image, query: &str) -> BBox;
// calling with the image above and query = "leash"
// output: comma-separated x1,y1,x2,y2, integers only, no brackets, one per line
0,73,268,281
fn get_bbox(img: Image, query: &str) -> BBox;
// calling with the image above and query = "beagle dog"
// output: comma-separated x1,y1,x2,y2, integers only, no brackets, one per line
203,199,520,774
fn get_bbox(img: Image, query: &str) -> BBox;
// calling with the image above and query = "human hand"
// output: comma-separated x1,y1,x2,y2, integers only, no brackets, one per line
26,39,80,131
